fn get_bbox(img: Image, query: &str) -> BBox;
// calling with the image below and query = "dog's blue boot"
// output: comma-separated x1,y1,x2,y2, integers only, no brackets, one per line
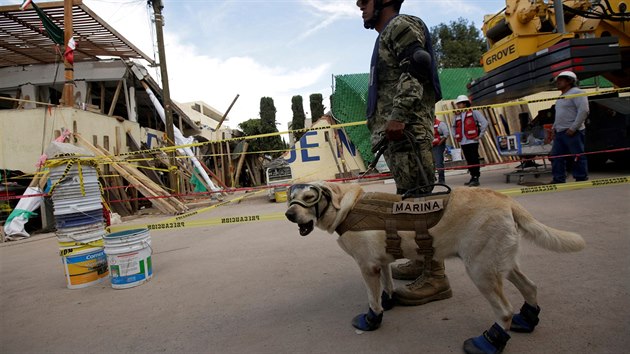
463,323,511,354
381,291,395,311
510,302,540,333
351,308,383,331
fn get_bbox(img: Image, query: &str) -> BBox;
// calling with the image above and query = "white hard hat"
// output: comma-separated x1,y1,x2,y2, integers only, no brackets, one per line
554,71,578,82
455,95,470,104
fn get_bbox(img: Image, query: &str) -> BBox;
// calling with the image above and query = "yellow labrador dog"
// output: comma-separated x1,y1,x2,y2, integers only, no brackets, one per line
285,182,585,354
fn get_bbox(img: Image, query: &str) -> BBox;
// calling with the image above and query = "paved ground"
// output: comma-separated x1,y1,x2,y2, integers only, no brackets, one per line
1,164,629,353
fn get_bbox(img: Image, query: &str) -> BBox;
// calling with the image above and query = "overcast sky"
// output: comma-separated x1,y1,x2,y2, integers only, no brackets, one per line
3,0,505,130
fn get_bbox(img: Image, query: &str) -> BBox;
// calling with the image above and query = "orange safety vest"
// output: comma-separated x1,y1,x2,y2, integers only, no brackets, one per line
433,119,442,146
454,110,479,142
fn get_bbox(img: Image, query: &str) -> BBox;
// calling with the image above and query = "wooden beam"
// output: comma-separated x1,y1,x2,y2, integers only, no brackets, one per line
62,0,74,107
76,134,185,214
115,127,121,156
226,142,233,187
100,82,105,114
126,132,164,186
233,142,248,187
216,94,239,131
108,80,123,116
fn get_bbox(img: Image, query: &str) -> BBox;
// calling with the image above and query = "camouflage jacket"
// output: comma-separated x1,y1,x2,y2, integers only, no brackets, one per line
367,15,438,146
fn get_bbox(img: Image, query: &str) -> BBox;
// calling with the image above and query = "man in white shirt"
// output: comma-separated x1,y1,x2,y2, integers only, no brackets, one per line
550,71,589,183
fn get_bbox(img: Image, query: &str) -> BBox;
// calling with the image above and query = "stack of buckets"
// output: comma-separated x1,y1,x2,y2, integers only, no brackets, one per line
50,160,109,289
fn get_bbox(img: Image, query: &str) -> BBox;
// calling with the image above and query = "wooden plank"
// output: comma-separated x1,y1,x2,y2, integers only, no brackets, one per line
245,159,259,186
226,142,233,187
233,142,248,187
100,82,105,114
115,158,187,212
112,175,133,214
125,131,163,186
76,134,182,214
85,82,91,105
115,127,121,156
103,175,131,216
108,80,123,116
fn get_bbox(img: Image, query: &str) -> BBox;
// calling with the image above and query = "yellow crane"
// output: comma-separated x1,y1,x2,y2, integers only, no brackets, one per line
470,0,630,166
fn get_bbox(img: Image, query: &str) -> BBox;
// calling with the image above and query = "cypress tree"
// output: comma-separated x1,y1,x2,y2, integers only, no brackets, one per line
309,93,325,123
291,95,306,142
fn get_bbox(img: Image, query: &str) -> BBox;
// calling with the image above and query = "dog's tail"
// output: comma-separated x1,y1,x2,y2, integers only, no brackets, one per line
512,201,585,252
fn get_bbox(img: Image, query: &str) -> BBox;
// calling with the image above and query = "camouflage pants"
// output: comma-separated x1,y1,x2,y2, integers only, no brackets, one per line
383,136,435,195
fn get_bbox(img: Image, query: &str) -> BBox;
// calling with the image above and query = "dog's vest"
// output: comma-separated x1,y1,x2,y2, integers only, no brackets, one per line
335,192,449,260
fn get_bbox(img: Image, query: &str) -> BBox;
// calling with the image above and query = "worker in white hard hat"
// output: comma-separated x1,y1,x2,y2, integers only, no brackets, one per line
452,95,488,186
549,70,589,183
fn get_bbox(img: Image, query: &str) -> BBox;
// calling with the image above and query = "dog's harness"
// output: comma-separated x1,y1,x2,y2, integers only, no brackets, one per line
335,191,450,263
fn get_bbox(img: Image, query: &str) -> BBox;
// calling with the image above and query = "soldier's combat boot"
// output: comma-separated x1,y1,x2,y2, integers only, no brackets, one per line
391,260,424,280
468,177,480,187
394,260,453,306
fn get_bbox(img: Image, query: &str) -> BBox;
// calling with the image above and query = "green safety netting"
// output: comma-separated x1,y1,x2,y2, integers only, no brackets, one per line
330,69,613,163
331,73,372,163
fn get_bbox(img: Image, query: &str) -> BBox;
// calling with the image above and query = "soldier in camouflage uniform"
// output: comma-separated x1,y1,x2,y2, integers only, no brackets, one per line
358,0,452,306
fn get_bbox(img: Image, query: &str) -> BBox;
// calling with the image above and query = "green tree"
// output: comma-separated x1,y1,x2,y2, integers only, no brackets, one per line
430,18,486,68
238,118,265,153
259,97,277,132
291,95,306,142
309,93,325,124
236,97,285,157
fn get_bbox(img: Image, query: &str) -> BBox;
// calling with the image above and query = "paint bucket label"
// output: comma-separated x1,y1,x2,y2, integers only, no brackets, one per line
104,228,153,289
61,247,109,289
109,255,152,286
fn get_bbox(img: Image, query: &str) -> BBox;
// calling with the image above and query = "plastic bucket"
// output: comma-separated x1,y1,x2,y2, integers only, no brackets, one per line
60,246,109,289
275,190,288,203
450,148,463,161
104,229,153,289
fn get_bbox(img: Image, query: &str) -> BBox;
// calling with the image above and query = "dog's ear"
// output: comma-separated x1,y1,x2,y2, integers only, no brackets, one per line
322,182,343,209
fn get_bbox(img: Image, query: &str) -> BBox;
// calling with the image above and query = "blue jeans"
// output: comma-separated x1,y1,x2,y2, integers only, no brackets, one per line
551,130,588,182
432,144,446,182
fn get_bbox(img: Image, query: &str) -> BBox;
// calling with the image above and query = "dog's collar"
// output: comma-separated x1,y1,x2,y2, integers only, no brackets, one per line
288,184,332,219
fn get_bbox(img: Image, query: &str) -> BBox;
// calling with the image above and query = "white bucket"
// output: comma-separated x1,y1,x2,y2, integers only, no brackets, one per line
104,229,153,289
450,148,463,161
60,246,109,289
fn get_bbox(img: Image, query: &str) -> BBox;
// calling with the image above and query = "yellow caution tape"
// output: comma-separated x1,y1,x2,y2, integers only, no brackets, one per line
106,176,629,233
107,212,287,233
498,176,629,197
161,188,269,224
435,87,630,116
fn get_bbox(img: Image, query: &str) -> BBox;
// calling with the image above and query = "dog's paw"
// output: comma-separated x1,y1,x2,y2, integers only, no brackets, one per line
463,323,510,354
381,291,395,311
351,308,383,331
510,302,540,333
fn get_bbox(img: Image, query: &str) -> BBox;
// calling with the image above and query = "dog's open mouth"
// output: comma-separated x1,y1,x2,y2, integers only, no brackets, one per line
298,221,314,236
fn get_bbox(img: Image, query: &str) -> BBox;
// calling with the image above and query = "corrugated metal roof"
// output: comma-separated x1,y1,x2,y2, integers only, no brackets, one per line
0,0,154,68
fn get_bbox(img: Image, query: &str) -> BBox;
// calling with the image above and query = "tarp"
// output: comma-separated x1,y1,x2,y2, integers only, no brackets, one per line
3,187,42,239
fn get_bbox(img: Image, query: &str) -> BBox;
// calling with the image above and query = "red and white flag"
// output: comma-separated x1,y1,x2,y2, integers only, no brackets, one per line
19,0,32,10
64,37,76,65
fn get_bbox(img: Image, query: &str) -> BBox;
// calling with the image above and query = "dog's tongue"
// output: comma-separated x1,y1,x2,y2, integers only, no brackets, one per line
298,221,314,236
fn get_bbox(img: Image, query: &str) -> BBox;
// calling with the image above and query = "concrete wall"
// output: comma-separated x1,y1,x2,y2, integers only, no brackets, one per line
0,107,162,173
